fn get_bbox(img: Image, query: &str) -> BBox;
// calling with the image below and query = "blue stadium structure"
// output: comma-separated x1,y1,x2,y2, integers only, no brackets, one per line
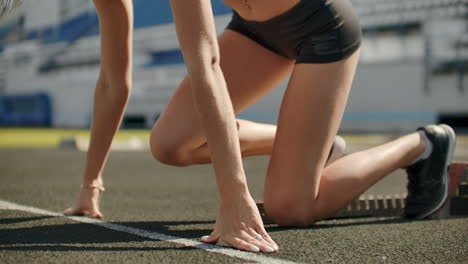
0,0,466,131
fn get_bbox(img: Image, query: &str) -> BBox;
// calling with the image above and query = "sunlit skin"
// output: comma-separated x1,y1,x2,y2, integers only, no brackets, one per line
65,0,427,253
151,0,426,253
64,0,133,219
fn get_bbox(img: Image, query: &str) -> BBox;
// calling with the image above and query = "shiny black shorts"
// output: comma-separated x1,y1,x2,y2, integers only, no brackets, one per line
226,0,362,63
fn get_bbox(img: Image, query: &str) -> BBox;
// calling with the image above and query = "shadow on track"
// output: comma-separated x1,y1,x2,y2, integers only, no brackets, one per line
0,216,54,225
0,216,215,252
0,245,198,252
113,220,215,239
264,217,418,232
2,215,429,253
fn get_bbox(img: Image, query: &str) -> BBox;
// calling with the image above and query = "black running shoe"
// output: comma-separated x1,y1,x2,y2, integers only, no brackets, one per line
404,124,456,219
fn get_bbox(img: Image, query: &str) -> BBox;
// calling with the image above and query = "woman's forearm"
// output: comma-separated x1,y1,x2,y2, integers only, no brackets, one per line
190,64,250,199
169,1,278,253
170,0,250,201
82,0,133,185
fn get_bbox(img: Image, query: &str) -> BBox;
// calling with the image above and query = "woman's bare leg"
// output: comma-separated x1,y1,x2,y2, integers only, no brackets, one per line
150,29,347,166
64,0,133,218
150,30,294,166
263,50,427,226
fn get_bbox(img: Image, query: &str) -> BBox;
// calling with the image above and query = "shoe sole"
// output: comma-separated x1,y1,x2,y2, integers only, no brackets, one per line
417,124,456,219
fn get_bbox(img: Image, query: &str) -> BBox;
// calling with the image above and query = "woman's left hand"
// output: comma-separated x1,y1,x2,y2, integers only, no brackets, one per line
201,194,278,253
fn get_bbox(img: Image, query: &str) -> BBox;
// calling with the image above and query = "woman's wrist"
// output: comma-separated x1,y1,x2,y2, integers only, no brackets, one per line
218,178,252,205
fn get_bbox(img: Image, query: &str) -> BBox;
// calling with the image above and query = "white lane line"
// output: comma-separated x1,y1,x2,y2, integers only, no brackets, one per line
0,199,298,264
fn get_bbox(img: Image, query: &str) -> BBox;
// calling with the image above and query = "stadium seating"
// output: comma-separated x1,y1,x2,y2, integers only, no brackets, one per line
353,0,466,28
42,12,98,44
3,0,466,70
5,0,465,46
0,93,52,127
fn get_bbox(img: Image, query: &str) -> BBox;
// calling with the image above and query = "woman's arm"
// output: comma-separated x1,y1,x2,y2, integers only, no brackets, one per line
84,0,133,186
170,0,245,200
64,0,133,218
170,0,277,253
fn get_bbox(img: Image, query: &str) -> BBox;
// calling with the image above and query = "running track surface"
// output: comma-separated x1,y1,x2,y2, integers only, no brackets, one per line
1,142,467,263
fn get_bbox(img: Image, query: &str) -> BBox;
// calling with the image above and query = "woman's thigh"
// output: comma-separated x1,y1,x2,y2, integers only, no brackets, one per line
151,30,293,151
264,50,361,211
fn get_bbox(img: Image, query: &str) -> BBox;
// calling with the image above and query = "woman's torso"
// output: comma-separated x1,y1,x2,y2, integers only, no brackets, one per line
223,0,301,22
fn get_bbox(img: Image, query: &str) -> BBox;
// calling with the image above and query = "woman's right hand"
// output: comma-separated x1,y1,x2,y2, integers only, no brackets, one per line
63,185,104,219
201,193,278,253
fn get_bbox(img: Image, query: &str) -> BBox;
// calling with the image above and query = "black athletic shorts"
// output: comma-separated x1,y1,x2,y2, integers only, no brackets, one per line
226,0,362,63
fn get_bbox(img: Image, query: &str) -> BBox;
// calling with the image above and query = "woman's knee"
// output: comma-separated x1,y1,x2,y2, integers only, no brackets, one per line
149,128,191,167
264,198,317,227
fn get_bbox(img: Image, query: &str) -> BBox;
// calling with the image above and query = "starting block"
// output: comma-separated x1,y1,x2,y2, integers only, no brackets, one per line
438,162,468,217
257,162,468,224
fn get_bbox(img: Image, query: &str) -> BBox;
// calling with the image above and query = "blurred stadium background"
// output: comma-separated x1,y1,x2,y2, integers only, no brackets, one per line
1,3,467,262
0,0,466,132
